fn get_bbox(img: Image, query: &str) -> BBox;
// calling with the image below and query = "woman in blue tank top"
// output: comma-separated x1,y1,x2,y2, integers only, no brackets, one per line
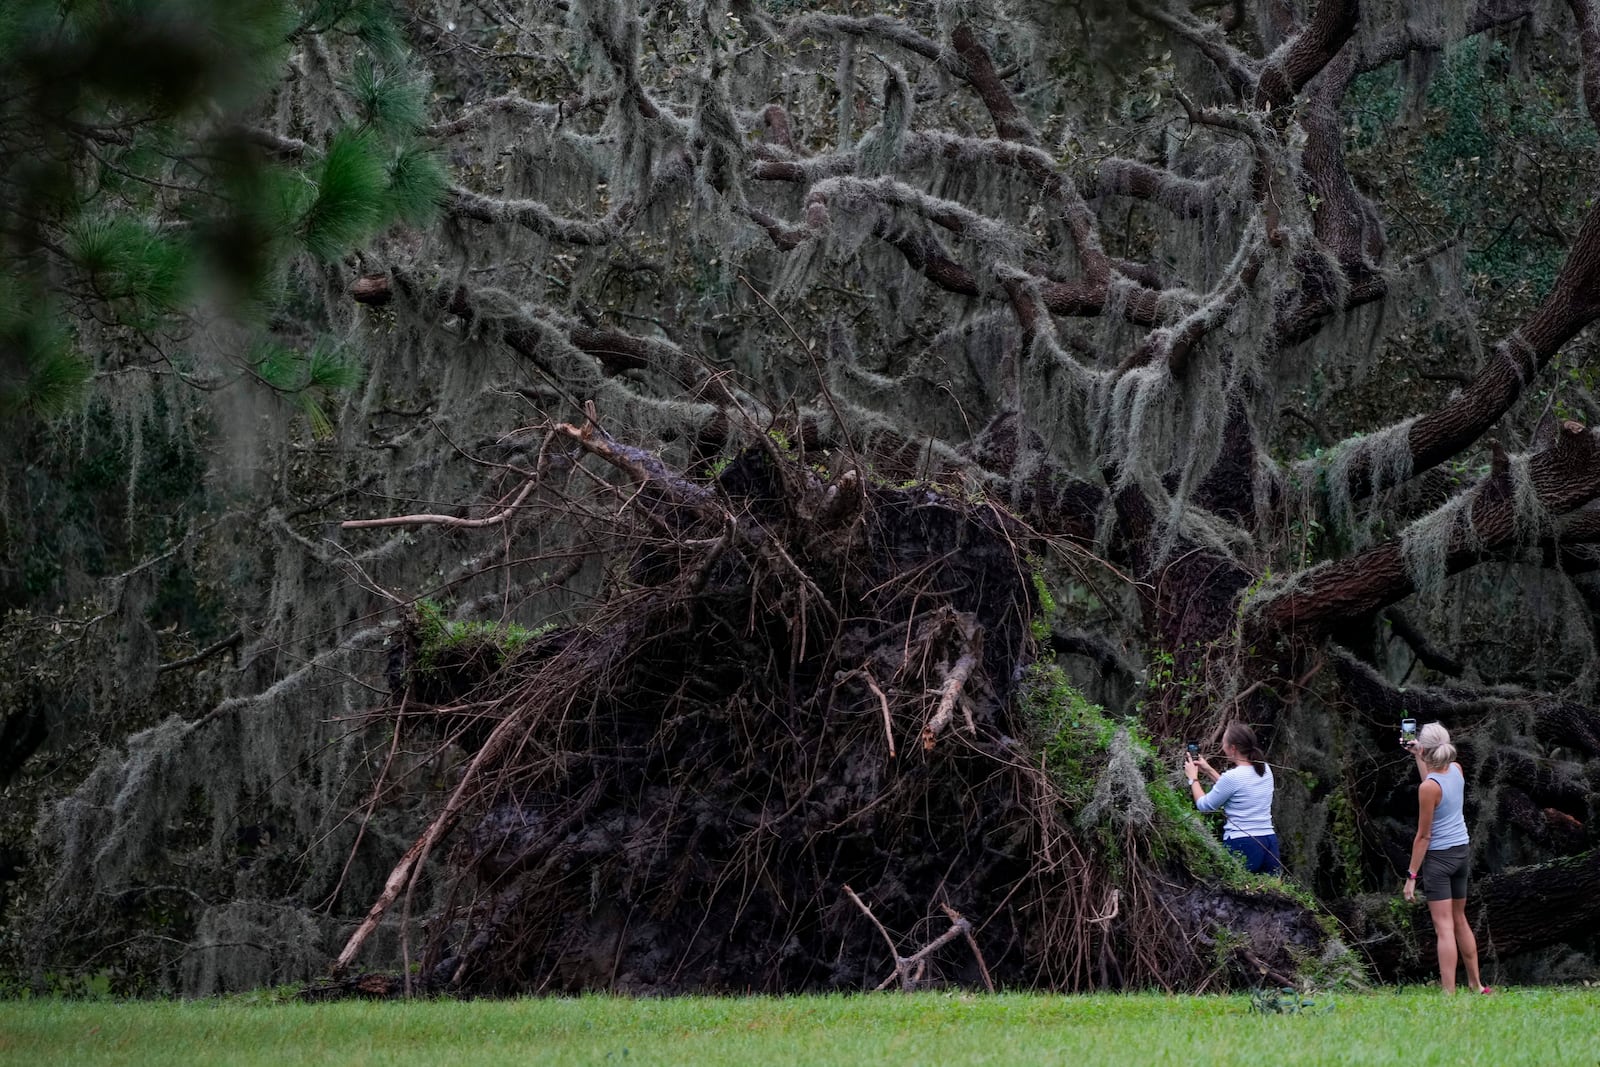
1403,722,1490,995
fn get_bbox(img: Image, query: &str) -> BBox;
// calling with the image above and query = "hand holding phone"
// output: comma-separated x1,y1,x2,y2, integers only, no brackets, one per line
1400,718,1418,748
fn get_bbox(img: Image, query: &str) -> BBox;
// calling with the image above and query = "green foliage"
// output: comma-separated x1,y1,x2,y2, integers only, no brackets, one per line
1021,661,1118,809
414,599,553,671
0,0,299,415
348,57,429,136
300,131,390,261
0,0,439,418
0,283,87,419
1349,39,1597,303
1028,565,1057,642
1326,787,1366,897
1021,661,1228,876
1143,773,1239,879
296,0,406,62
383,145,449,229
247,340,363,437
67,217,192,321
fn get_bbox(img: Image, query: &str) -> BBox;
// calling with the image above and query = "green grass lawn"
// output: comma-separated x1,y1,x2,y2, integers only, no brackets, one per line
2,987,1597,1066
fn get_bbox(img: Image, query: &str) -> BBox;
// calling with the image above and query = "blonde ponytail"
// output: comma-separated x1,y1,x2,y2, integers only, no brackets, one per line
1418,722,1457,770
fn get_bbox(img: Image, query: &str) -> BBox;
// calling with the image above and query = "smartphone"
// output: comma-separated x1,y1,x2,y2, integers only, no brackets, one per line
1400,718,1418,746
1185,741,1199,757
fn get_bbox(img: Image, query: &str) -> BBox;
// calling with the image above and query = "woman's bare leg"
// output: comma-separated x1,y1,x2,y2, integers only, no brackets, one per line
1427,897,1458,993
1451,898,1483,991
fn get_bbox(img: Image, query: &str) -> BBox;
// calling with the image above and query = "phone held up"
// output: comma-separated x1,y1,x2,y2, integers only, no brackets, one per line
1400,718,1418,748
1185,741,1199,757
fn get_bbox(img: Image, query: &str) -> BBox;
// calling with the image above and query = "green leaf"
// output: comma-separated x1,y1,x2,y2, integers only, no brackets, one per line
383,144,447,228
297,389,335,439
299,129,388,260
305,342,363,393
243,337,361,436
348,56,429,135
252,339,315,391
298,0,404,61
0,282,89,418
67,217,192,316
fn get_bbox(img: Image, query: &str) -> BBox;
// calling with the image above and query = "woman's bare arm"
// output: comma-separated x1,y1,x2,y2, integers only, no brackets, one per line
1405,779,1441,892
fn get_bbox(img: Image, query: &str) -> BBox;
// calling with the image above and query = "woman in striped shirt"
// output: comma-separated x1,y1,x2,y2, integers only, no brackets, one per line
1183,723,1280,874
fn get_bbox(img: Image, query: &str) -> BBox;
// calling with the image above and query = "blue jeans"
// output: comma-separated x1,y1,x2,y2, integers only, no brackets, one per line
1225,834,1281,874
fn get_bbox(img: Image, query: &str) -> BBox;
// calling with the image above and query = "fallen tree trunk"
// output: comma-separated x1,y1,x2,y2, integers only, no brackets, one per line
1335,848,1600,981
1475,848,1600,962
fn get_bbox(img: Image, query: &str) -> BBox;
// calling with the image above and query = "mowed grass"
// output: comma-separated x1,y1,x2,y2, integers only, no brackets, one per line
2,987,1597,1067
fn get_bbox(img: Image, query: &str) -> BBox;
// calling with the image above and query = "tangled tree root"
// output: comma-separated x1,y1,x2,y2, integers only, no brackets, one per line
333,417,1332,994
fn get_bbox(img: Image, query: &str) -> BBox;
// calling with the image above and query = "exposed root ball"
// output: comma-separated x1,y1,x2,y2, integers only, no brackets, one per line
342,437,1327,995
399,446,1045,992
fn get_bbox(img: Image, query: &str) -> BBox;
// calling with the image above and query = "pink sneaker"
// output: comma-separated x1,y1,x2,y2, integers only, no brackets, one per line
1478,986,1494,996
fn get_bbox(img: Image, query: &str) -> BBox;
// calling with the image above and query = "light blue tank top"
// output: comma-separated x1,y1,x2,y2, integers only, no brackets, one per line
1426,764,1470,850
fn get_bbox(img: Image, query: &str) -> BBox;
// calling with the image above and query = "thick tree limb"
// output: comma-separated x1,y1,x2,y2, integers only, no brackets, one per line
1300,51,1386,273
1568,0,1600,133
1382,608,1465,678
552,405,718,510
950,23,1038,145
446,186,614,245
1089,158,1235,219
1341,848,1600,978
1253,422,1600,632
1332,650,1600,760
1339,202,1600,501
1130,0,1258,98
426,93,603,138
350,271,689,379
1050,632,1131,678
859,214,1164,324
1354,0,1538,75
746,207,808,250
1474,848,1600,960
783,13,944,63
1253,0,1359,109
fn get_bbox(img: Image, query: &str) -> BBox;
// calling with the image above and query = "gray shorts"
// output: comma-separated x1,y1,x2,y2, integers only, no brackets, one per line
1420,844,1470,902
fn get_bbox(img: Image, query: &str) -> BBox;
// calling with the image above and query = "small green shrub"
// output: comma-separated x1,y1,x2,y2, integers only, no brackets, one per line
413,599,552,670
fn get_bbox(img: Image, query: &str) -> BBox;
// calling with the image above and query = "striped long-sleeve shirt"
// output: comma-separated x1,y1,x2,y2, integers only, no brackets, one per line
1196,764,1275,840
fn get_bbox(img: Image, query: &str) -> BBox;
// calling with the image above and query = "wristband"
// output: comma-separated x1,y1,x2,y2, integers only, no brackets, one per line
1188,779,1199,787
1406,871,1417,880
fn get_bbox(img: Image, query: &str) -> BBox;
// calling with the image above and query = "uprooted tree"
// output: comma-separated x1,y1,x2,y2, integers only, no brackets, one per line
9,0,1600,994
